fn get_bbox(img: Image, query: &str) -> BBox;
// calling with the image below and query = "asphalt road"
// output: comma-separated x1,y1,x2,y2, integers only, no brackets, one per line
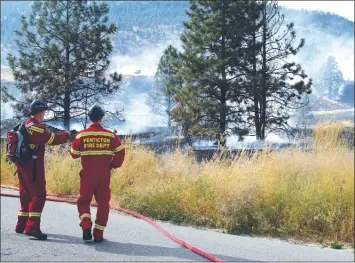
1,192,354,261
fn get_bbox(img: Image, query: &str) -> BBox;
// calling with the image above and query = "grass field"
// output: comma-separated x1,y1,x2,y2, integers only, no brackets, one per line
1,121,354,247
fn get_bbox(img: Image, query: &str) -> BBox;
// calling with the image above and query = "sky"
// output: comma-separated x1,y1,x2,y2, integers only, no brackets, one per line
279,1,354,21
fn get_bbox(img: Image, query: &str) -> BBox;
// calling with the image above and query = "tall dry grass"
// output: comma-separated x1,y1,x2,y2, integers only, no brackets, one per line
1,121,354,245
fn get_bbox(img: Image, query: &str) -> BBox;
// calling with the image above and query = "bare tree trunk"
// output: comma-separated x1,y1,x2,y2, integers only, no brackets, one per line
63,1,71,131
82,92,88,129
219,1,227,147
167,89,172,130
252,19,261,140
260,4,267,140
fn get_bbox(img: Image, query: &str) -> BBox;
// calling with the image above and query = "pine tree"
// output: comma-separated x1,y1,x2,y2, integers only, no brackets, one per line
236,0,264,140
1,0,122,130
174,0,248,146
242,0,312,139
295,94,313,129
171,87,203,145
147,45,182,129
314,56,343,98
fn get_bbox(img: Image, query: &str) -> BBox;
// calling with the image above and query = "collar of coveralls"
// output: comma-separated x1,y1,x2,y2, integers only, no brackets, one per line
28,116,40,125
89,122,103,129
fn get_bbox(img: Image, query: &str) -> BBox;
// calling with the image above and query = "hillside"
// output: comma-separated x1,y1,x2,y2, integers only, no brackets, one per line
1,2,354,73
1,1,354,135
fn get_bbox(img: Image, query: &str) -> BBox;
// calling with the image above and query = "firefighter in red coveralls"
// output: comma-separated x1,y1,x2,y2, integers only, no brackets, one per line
70,105,125,242
16,100,70,240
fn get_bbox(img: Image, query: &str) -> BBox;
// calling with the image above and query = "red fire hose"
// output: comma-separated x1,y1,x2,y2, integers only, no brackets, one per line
1,184,224,262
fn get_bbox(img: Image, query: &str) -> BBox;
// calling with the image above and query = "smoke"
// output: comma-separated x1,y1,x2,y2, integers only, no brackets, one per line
105,7,355,139
300,33,354,81
1,66,13,82
278,1,354,22
103,34,184,133
288,17,354,81
120,93,157,133
191,133,294,150
1,5,353,142
226,133,293,149
108,33,183,77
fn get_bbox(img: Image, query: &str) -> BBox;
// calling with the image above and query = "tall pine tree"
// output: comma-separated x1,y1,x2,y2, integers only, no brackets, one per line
1,0,122,130
314,56,343,98
175,0,248,146
242,0,312,139
147,45,182,129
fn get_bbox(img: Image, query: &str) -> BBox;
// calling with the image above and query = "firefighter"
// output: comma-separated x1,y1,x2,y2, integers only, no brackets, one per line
70,105,125,242
16,100,70,240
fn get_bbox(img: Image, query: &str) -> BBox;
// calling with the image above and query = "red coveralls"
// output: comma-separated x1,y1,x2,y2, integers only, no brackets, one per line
70,123,125,240
16,117,69,232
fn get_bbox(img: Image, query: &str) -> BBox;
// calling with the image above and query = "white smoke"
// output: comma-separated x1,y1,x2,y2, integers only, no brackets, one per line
1,66,14,82
286,14,354,81
297,32,354,81
108,34,183,77
1,6,353,143
279,1,354,22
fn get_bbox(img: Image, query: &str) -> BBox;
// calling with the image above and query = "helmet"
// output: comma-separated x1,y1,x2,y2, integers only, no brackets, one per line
88,105,105,121
29,100,49,114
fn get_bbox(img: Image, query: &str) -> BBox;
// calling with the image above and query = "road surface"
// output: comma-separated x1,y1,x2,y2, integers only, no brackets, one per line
1,191,354,261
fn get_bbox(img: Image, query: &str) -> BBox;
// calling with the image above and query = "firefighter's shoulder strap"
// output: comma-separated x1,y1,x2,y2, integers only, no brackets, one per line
25,122,40,183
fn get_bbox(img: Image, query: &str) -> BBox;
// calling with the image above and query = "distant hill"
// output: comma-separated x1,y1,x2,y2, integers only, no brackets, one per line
338,80,355,105
1,1,353,125
1,1,354,65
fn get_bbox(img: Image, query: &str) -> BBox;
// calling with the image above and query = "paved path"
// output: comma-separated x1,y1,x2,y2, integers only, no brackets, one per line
1,192,353,261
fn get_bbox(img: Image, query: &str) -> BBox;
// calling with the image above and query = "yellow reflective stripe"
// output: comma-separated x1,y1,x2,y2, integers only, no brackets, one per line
94,224,105,230
71,149,114,156
46,132,55,145
29,212,41,217
76,132,114,139
80,150,113,156
70,148,81,155
29,144,37,149
28,126,44,133
26,122,34,127
18,211,29,216
80,213,91,221
114,145,125,152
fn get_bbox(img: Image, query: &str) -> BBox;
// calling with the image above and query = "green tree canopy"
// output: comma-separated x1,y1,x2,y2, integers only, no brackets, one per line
1,0,122,130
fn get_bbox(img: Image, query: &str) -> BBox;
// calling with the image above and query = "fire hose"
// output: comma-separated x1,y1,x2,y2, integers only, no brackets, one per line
1,184,224,262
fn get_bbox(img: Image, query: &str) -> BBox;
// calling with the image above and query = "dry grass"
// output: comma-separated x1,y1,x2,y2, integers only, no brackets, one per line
1,152,18,186
1,122,354,245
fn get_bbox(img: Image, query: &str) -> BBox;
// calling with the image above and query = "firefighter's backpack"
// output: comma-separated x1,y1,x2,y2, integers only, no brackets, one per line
6,123,34,165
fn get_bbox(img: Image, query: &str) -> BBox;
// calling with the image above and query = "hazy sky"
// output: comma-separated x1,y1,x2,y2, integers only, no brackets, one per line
279,1,354,21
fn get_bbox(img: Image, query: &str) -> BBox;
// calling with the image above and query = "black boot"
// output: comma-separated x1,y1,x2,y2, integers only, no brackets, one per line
83,228,92,241
24,231,48,240
15,228,24,234
94,238,104,243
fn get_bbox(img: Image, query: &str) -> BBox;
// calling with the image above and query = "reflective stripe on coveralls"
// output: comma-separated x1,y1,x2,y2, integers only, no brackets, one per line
75,132,115,139
70,144,125,156
46,132,55,145
114,145,124,152
80,150,114,156
70,149,115,156
94,224,105,231
18,211,29,216
70,148,81,155
80,213,91,221
29,212,41,217
28,126,44,133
